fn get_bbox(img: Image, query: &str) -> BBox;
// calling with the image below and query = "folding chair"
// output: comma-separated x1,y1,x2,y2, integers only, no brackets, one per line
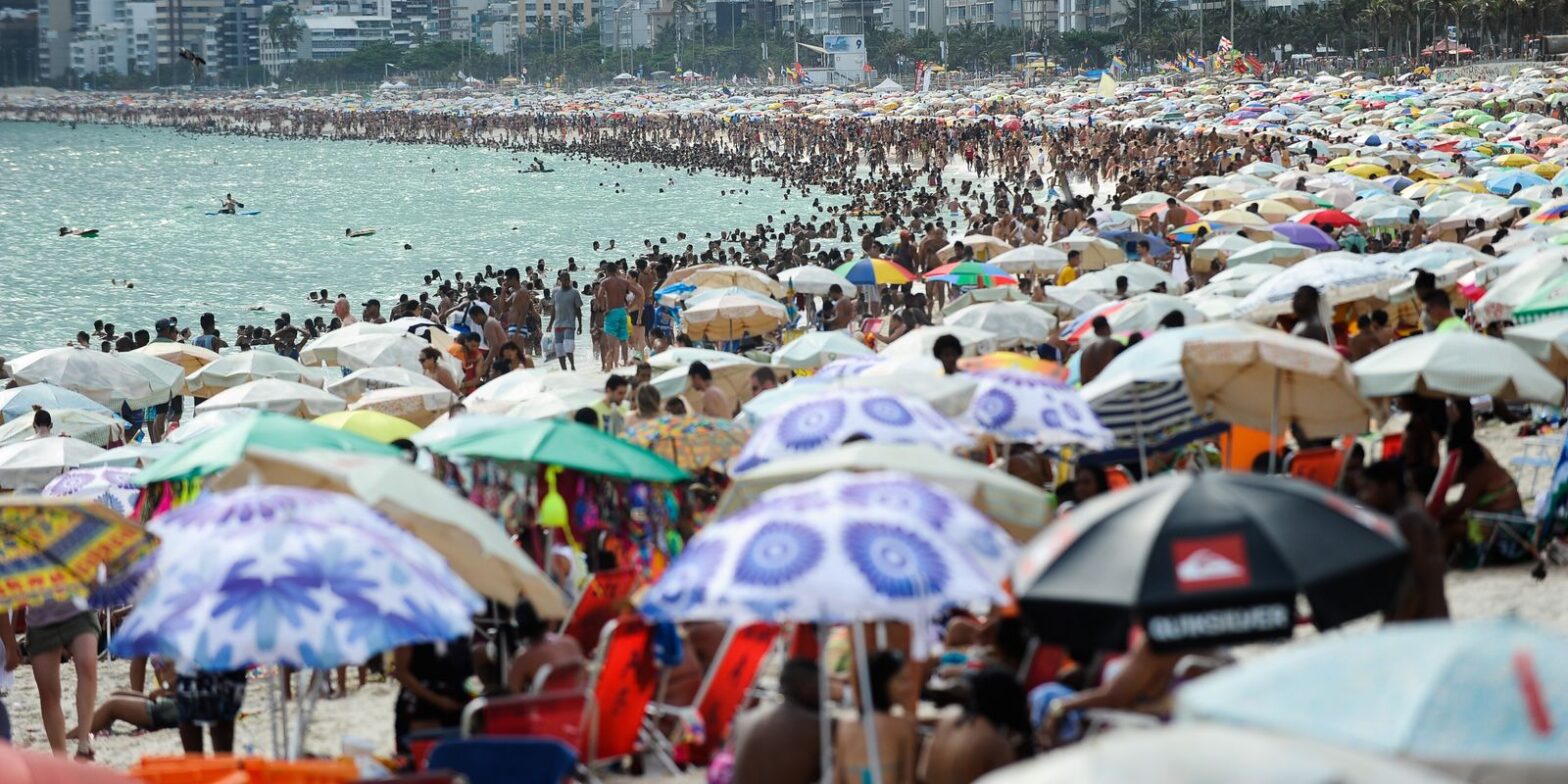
644,623,781,763
560,568,641,656
1283,445,1348,489
1508,435,1564,500
529,659,586,694
1467,510,1563,570
426,738,577,784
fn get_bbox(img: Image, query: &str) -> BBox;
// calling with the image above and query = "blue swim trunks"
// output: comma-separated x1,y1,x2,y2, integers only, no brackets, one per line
605,307,630,341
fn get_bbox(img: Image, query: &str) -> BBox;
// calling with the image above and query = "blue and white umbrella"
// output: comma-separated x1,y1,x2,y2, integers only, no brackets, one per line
1178,619,1568,781
731,388,971,473
42,467,142,517
960,370,1113,449
112,486,482,670
642,470,1011,627
0,382,118,424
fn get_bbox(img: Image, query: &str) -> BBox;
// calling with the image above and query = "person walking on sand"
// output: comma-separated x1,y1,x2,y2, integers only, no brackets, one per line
551,271,584,371
594,265,642,371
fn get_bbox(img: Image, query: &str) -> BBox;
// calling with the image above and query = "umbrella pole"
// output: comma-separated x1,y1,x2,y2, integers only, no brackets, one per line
818,623,833,784
267,666,281,759
1135,387,1149,479
1268,368,1281,475
850,622,885,784
290,669,326,760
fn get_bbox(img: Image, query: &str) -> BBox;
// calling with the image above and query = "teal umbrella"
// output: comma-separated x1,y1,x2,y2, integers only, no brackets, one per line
136,411,400,484
427,419,689,483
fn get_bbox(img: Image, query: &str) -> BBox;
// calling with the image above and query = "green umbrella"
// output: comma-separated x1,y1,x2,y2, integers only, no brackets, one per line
136,411,400,484
427,419,689,483
1510,270,1568,325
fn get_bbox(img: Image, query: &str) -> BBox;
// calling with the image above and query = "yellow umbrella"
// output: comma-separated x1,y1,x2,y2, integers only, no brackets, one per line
132,342,220,375
1325,155,1359,171
1345,163,1389,179
1402,180,1448,200
209,447,568,614
1247,199,1303,222
313,409,421,443
1187,188,1243,209
1407,167,1446,181
1446,177,1486,194
1530,162,1563,179
1204,207,1274,228
1493,153,1539,168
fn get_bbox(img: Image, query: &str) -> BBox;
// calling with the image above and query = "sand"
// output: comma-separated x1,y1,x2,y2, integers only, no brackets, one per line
2,422,1558,779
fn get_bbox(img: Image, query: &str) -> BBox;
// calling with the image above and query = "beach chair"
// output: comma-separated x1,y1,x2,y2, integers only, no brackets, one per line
561,568,641,656
425,738,577,784
1507,435,1564,500
463,617,663,782
1283,445,1348,489
644,623,781,763
529,659,586,694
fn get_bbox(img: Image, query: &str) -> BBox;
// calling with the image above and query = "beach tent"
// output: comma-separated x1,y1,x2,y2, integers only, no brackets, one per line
613,73,636,82
872,78,903,93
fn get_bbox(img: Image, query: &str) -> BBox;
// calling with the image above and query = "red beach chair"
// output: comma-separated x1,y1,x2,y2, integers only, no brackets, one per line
560,568,640,656
644,623,780,763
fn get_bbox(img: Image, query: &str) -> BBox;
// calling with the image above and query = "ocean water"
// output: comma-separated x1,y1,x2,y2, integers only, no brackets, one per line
0,120,813,357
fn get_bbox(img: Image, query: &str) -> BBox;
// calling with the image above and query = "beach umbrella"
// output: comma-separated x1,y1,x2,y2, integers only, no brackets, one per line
296,323,405,366
1292,208,1361,229
1048,234,1123,270
463,368,607,413
731,388,972,473
940,286,1038,315
131,342,220,376
778,265,855,295
1067,263,1179,296
1089,209,1137,232
647,358,766,409
945,302,1059,349
679,265,787,298
334,332,438,373
186,351,315,398
1034,285,1111,318
717,442,1050,543
0,437,106,490
834,257,918,285
426,419,689,483
505,388,604,421
1187,187,1243,209
1178,619,1568,781
136,411,400,484
1353,332,1563,405
881,325,997,360
974,725,1460,784
643,470,1012,624
1269,222,1341,250
164,408,257,445
1512,270,1568,325
194,379,346,419
1231,255,1406,321
624,415,751,472
645,346,742,370
1121,191,1184,210
958,353,1065,380
312,409,422,443
79,442,175,469
324,366,445,402
1013,472,1405,652
991,244,1068,274
7,348,163,408
1204,207,1274,228
740,371,978,423
1190,233,1257,265
410,413,520,449
1182,330,1374,442
1235,200,1300,222
773,330,876,370
0,383,115,425
1476,247,1568,324
1099,293,1206,333
347,385,457,427
682,291,788,342
1227,240,1316,266
960,370,1113,448
0,408,124,448
0,736,145,784
207,449,566,613
113,486,483,670
0,495,156,611
41,467,142,517
1506,317,1568,376
937,234,1014,262
925,261,1019,287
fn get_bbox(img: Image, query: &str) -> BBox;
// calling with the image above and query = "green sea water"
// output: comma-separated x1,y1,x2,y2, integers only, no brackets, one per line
0,120,814,356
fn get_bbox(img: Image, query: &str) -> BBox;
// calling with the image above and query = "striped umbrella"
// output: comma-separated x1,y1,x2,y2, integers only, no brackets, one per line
834,257,917,285
924,261,1019,288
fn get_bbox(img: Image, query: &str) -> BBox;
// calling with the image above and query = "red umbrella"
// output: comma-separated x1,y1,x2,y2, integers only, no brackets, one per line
0,745,138,784
1292,208,1361,230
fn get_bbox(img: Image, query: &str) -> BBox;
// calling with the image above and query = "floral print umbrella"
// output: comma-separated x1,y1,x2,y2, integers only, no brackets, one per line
960,370,1115,449
624,415,751,472
642,471,1011,627
111,486,482,669
43,467,142,517
730,388,972,473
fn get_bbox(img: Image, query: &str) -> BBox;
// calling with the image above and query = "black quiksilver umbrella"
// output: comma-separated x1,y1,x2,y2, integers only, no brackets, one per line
1014,472,1407,652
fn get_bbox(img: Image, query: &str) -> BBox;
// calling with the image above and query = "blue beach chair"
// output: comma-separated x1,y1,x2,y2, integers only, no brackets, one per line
425,737,578,784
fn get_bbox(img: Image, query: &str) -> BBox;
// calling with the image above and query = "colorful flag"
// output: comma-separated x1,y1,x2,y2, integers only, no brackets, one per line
1218,36,1233,52
1098,72,1118,98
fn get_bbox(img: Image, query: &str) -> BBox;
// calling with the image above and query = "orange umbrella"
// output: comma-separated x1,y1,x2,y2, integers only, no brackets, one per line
959,352,1066,380
0,745,138,784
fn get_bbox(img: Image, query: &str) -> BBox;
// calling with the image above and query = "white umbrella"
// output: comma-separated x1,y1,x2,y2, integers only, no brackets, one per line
1049,234,1124,270
1353,332,1564,405
1475,247,1568,324
164,408,258,444
132,342,220,375
1104,293,1207,333
773,330,876,370
646,347,743,370
325,366,446,402
975,725,1460,784
778,266,855,296
186,351,315,397
1190,233,1257,265
335,332,436,372
0,409,124,448
0,436,105,490
1231,255,1406,322
464,368,607,413
991,244,1069,274
115,351,187,406
7,348,161,407
881,326,997,360
945,302,1060,349
194,379,346,419
297,323,405,366
348,385,458,427
1228,240,1316,266
80,441,176,468
1506,317,1568,377
938,234,1014,262
1068,263,1179,296
1036,286,1110,318
505,388,605,421
678,265,787,298
682,292,788,342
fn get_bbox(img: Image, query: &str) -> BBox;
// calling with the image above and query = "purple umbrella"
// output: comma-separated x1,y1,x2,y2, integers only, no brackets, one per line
1270,222,1339,251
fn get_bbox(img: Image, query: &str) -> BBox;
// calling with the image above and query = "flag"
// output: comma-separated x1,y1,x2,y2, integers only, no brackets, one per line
1218,36,1233,52
863,62,873,73
1098,72,1118,98
1244,53,1265,75
1112,54,1127,75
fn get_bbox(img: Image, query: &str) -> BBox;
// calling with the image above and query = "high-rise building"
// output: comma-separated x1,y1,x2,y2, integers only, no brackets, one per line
38,0,73,79
0,5,41,82
152,0,223,67
881,0,942,35
515,0,592,37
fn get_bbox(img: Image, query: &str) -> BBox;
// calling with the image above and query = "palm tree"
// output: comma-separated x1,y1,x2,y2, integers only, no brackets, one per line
263,4,303,74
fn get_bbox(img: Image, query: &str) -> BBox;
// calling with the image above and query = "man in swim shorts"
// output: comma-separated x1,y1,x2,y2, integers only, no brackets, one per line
551,271,583,371
594,264,642,371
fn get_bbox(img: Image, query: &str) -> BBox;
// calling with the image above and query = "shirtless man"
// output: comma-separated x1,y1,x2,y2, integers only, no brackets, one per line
634,259,659,356
504,274,535,349
594,264,643,371
467,305,508,379
1078,316,1121,385
505,603,585,695
728,659,822,784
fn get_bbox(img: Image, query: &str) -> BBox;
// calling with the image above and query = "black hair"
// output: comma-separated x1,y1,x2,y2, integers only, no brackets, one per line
606,374,630,391
32,407,51,429
689,361,713,381
515,600,547,642
932,334,963,358
964,667,1035,756
574,407,601,427
867,650,905,713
